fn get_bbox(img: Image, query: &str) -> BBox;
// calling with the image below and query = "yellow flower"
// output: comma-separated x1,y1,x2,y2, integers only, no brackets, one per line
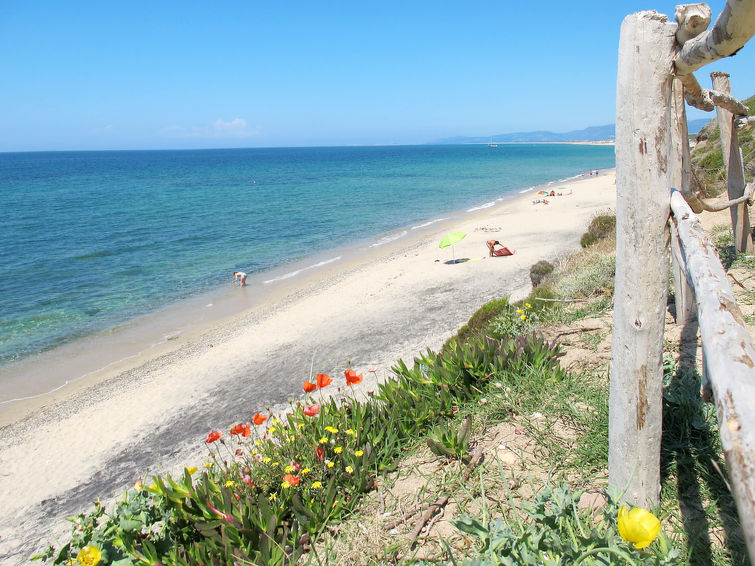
618,506,661,549
255,439,262,446
262,456,271,464
297,423,304,429
325,426,339,434
271,461,280,467
525,303,532,308
311,481,323,489
334,446,343,454
273,418,280,425
284,465,294,473
133,479,144,492
327,461,335,468
77,544,102,566
286,435,295,442
281,481,291,489
269,493,277,501
185,466,198,475
269,427,277,435
204,461,213,468
301,468,311,475
516,309,524,314
345,428,356,436
225,480,236,488
354,450,364,457
319,437,329,444
520,314,526,321
345,466,354,474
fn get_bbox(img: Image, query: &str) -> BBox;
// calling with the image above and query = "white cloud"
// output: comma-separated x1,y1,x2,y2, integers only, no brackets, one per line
161,118,260,139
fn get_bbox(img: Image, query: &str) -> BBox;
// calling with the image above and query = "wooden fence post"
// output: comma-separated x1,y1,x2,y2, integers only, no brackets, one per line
711,72,753,254
670,77,697,325
609,11,677,508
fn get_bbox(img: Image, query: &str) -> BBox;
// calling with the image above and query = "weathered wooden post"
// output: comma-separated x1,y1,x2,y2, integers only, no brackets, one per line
669,76,697,325
711,71,753,254
609,11,677,508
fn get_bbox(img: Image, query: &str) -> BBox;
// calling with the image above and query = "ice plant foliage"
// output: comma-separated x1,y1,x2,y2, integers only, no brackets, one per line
618,506,661,549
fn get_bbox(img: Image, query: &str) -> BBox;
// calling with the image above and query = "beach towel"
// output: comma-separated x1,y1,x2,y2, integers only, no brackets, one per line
492,247,515,257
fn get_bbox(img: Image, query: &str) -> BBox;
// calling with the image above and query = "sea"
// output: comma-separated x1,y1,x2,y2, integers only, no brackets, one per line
0,144,615,403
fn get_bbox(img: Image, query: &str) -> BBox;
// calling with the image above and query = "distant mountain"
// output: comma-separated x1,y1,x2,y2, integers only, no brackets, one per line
433,119,710,145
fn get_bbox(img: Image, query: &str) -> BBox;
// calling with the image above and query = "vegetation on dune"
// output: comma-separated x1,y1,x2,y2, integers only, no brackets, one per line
691,94,755,198
36,213,751,565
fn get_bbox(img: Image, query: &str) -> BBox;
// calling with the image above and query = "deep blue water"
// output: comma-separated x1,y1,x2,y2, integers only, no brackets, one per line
0,144,614,365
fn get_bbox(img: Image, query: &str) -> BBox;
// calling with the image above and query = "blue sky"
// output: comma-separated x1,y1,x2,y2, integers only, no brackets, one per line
1,1,753,151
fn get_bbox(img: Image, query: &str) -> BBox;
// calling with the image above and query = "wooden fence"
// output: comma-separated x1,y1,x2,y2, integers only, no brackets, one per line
609,0,755,560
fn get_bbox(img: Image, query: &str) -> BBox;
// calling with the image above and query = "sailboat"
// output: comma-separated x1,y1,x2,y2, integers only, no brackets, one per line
488,136,498,148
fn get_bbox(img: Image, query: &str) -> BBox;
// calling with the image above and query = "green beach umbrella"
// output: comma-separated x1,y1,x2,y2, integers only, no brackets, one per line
439,231,467,263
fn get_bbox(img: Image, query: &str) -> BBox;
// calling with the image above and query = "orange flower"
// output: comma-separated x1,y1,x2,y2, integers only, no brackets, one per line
205,430,222,443
252,413,268,425
302,381,317,393
230,422,251,437
345,369,363,386
303,404,320,417
283,473,300,486
316,373,333,388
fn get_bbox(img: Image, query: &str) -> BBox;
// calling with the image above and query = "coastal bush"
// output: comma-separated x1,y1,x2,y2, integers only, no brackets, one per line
450,296,512,348
529,260,554,288
37,333,566,566
580,214,616,248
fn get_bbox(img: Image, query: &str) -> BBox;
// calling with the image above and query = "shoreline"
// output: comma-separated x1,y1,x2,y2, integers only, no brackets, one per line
0,168,598,426
0,169,616,564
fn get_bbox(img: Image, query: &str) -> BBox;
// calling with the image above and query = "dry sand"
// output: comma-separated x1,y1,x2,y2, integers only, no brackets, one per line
0,171,616,563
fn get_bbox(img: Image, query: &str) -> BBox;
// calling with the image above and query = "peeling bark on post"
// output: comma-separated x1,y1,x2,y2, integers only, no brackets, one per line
671,190,755,562
609,11,676,508
712,72,753,254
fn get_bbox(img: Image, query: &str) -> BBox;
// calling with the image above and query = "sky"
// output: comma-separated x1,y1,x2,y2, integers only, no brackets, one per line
1,0,753,152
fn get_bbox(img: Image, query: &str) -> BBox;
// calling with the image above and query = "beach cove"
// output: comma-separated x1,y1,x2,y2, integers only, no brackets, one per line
0,168,616,563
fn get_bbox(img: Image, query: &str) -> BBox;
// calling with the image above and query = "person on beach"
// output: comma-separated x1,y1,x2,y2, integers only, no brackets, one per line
486,240,514,257
233,271,247,286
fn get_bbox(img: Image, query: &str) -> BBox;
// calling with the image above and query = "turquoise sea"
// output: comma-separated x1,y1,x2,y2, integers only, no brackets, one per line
0,144,614,372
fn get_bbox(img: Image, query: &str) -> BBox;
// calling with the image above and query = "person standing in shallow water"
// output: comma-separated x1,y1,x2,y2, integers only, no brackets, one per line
233,271,247,286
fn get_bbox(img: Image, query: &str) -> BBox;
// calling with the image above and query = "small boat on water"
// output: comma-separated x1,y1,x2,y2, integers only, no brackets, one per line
488,136,498,148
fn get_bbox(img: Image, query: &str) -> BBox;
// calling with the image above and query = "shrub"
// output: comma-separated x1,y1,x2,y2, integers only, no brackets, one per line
530,260,554,288
581,214,616,248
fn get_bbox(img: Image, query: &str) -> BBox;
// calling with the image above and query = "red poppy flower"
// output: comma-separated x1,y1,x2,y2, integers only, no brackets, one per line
344,369,363,386
316,445,324,461
205,430,222,443
230,422,251,437
316,373,333,388
241,475,255,487
252,413,268,425
302,381,317,393
283,474,300,486
303,404,320,417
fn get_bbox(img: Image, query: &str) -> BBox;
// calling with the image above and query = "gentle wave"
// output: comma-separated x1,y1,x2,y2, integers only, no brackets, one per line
410,217,449,230
519,186,536,194
370,231,408,247
466,201,496,212
263,256,342,284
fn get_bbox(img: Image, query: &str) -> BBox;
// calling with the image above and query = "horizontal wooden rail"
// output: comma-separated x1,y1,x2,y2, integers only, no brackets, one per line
675,0,755,75
670,189,755,559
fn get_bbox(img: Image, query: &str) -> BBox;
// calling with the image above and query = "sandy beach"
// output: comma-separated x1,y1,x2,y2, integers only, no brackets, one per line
0,171,616,563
